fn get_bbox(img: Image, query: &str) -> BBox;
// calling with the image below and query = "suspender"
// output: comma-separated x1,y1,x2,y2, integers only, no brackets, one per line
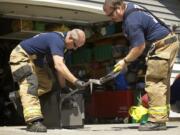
123,6,172,32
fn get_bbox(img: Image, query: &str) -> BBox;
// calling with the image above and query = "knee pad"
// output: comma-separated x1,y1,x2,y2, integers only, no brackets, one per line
12,65,39,96
12,65,32,82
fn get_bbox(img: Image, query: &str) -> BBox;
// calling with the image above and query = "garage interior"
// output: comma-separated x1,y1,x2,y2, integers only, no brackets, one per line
0,0,180,128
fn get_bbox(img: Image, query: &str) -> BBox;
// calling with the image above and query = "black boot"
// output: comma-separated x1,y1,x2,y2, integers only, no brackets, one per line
27,120,47,132
138,121,167,131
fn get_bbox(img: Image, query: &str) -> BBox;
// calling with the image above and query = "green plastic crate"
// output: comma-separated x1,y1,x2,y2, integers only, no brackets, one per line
93,45,112,61
34,22,45,31
72,48,92,65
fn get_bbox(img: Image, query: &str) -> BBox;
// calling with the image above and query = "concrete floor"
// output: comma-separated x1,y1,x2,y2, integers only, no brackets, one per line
0,121,180,135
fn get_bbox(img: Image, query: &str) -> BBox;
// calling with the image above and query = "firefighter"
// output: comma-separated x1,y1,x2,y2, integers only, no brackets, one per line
9,29,87,132
103,0,179,131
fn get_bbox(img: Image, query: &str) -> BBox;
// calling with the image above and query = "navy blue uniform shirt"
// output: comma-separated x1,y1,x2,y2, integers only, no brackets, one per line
122,3,170,47
20,32,66,66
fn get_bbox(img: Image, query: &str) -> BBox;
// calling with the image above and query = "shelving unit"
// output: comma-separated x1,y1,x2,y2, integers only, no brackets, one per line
87,33,124,43
0,30,40,40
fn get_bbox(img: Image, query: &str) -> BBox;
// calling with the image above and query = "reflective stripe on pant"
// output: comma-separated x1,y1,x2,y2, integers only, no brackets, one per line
148,105,170,115
10,45,53,123
145,34,179,122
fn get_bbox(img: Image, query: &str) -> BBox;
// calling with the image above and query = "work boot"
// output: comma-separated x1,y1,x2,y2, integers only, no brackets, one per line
138,121,167,131
27,121,47,132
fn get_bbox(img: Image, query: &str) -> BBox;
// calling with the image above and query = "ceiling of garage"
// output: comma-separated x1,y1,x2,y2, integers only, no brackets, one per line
0,0,179,26
0,0,109,25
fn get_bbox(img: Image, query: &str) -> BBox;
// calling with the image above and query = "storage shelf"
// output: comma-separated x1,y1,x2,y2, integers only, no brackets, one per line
0,30,40,40
87,33,124,43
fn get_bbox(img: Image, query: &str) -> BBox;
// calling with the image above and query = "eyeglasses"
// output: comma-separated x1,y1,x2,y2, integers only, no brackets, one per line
107,7,117,17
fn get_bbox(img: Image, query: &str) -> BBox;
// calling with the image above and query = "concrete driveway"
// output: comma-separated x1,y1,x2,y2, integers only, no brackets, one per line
0,121,180,135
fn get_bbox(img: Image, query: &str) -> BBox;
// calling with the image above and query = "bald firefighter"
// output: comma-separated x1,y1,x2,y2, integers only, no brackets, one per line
10,29,87,132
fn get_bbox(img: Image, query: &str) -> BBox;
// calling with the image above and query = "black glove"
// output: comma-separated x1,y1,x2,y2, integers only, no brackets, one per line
61,87,72,93
74,80,86,90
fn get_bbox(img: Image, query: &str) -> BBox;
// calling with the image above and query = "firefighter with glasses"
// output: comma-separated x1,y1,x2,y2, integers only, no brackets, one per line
103,0,179,131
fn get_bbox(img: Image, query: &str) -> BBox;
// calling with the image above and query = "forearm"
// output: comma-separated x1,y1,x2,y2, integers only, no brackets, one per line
124,44,145,62
57,73,66,88
53,55,78,84
56,63,77,84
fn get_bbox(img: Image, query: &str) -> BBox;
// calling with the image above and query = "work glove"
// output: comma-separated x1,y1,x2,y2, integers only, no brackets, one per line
113,59,128,72
61,87,72,93
113,60,124,72
74,79,87,90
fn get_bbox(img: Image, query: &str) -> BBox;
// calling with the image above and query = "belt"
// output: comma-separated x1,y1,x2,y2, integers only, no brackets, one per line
17,45,37,60
154,34,177,49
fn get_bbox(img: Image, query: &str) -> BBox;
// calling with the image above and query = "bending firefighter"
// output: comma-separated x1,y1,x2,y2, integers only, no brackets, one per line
103,0,179,131
9,29,87,132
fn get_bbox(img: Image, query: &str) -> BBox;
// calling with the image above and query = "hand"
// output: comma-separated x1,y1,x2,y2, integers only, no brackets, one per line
74,80,87,90
113,59,126,72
